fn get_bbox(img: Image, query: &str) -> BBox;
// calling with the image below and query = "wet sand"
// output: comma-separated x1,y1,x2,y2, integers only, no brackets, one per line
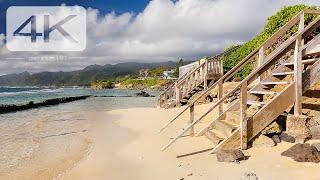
0,110,92,180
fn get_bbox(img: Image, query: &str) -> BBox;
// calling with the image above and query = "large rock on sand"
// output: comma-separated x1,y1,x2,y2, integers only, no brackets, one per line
279,132,295,143
281,143,320,163
286,115,311,143
310,125,320,139
261,121,282,135
216,150,245,162
252,134,275,148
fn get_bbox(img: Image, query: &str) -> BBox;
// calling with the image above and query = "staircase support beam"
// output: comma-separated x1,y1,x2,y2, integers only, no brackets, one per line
294,12,304,116
218,81,224,120
204,59,208,90
189,104,195,137
240,81,248,150
175,84,181,107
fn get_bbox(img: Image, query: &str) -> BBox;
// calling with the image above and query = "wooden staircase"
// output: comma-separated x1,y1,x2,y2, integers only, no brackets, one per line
158,57,222,108
158,46,240,108
160,10,320,154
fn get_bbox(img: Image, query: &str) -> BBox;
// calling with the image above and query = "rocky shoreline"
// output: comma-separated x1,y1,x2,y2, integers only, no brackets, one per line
0,95,91,114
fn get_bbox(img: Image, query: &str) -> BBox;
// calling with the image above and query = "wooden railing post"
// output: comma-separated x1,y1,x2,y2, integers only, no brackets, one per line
220,59,224,76
175,83,180,107
218,81,224,119
160,94,164,107
194,69,198,85
294,12,304,116
189,104,195,137
204,59,208,90
240,81,248,150
258,46,264,82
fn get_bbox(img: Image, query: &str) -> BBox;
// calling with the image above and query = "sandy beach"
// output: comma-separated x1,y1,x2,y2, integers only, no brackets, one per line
1,93,320,180
57,105,320,180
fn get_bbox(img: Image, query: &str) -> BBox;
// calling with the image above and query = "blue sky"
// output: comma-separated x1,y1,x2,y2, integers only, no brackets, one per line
0,0,319,75
0,0,149,34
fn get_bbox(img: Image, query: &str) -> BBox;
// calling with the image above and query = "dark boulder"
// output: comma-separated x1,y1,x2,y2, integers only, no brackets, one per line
280,132,295,143
135,91,155,97
281,143,320,163
271,135,281,144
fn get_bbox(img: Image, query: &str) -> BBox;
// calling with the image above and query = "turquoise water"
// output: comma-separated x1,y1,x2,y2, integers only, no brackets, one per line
0,87,160,105
0,90,160,174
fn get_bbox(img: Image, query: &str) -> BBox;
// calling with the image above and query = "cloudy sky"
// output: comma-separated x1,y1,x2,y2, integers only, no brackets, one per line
0,0,319,75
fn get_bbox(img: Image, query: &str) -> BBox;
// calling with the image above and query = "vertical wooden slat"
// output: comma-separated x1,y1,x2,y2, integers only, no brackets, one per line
240,81,247,150
220,59,224,76
294,12,304,116
258,46,264,82
218,81,224,119
175,83,180,107
195,69,198,85
199,63,203,82
204,59,208,90
189,104,195,137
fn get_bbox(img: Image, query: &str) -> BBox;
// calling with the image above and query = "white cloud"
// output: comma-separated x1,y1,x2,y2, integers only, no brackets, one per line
1,0,320,75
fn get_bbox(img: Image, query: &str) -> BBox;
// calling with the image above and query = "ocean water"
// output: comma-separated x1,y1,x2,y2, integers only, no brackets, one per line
0,87,160,176
0,87,160,105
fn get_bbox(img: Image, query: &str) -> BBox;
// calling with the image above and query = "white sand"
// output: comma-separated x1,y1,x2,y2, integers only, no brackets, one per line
60,106,320,180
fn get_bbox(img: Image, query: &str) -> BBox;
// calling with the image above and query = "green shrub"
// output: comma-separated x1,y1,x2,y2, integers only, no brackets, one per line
222,5,318,79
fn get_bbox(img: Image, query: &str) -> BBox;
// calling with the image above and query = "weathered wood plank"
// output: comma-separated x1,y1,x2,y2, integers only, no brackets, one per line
294,36,303,115
247,83,295,141
293,13,304,116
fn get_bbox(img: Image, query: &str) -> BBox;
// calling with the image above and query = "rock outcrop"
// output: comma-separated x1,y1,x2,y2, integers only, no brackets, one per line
135,91,155,97
0,95,91,114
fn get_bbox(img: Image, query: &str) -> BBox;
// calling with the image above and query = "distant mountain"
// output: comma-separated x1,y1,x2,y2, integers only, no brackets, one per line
0,61,181,87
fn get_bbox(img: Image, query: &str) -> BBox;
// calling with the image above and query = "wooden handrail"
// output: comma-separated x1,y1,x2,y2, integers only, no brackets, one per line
304,9,320,14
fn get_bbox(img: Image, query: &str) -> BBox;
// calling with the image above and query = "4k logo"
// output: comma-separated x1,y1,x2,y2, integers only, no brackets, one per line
7,6,86,51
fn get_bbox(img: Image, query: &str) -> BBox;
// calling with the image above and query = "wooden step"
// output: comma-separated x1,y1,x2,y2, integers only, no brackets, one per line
272,71,294,76
226,111,240,124
247,100,266,107
250,90,279,95
304,51,320,58
261,81,291,85
204,130,224,145
284,58,318,66
213,120,237,137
